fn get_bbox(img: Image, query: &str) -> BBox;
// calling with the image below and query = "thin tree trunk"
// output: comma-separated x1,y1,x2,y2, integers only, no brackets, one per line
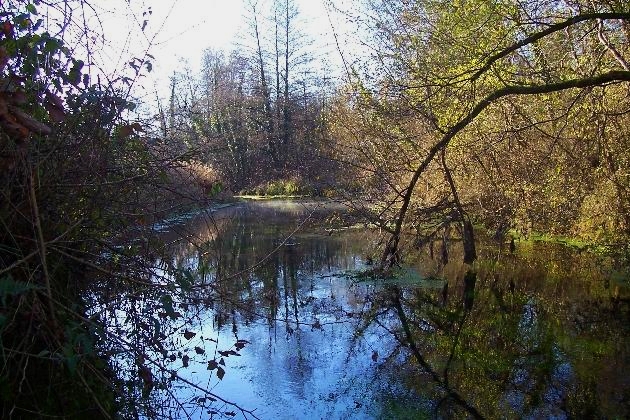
283,0,291,153
441,150,476,264
253,9,277,165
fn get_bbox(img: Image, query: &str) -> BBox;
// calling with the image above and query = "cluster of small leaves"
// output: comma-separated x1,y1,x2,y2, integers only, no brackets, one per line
0,3,86,125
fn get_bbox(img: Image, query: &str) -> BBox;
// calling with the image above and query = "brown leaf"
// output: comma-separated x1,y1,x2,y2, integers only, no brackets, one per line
138,365,153,389
119,122,144,138
44,92,65,123
235,339,250,351
1,21,13,37
45,101,65,123
46,91,64,109
9,106,51,135
0,47,7,72
218,350,240,357
182,355,189,368
194,346,205,355
183,330,196,340
118,124,134,138
216,366,225,380
207,359,218,370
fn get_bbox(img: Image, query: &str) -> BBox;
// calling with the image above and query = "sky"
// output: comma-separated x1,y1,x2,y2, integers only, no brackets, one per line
81,0,361,103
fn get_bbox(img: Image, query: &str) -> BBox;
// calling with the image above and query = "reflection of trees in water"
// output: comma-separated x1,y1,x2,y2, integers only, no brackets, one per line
97,201,629,418
357,242,630,419
192,204,629,418
205,212,365,331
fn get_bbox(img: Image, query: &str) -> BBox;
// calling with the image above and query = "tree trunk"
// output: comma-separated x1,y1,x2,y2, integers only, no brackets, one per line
462,219,476,264
252,6,277,165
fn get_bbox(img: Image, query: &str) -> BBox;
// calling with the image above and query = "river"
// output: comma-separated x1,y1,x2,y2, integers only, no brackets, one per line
98,199,629,419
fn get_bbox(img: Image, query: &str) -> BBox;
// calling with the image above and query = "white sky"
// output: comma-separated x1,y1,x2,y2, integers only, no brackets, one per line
81,0,362,103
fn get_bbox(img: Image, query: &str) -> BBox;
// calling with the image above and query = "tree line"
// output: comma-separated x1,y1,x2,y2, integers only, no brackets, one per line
162,0,338,193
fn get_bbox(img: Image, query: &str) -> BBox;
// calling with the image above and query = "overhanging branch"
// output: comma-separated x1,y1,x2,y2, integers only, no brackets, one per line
471,13,630,82
381,70,630,267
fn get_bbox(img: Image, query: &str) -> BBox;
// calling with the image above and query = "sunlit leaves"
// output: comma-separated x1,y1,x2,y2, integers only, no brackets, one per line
334,0,630,250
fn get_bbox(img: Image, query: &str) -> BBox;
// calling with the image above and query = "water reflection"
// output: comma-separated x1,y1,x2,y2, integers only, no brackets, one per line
102,199,629,419
169,200,394,419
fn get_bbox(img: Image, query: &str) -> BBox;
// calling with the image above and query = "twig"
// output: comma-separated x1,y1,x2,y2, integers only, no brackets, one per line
77,370,113,420
597,19,630,71
0,217,85,277
52,298,261,419
28,169,57,326
0,250,40,277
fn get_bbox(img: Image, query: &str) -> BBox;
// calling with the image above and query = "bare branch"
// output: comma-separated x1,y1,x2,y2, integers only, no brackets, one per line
471,13,630,82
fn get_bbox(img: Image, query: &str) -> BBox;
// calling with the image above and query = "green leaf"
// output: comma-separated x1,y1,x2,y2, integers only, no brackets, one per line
0,275,41,305
43,36,63,53
159,294,177,319
152,317,161,340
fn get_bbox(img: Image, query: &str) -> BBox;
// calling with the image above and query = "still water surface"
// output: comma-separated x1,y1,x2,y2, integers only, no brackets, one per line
129,199,629,419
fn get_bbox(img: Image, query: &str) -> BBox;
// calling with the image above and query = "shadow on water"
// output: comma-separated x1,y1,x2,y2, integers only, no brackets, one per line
99,199,630,419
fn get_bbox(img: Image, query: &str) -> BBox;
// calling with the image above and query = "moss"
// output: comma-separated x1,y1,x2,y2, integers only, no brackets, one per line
238,178,316,197
381,401,433,420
